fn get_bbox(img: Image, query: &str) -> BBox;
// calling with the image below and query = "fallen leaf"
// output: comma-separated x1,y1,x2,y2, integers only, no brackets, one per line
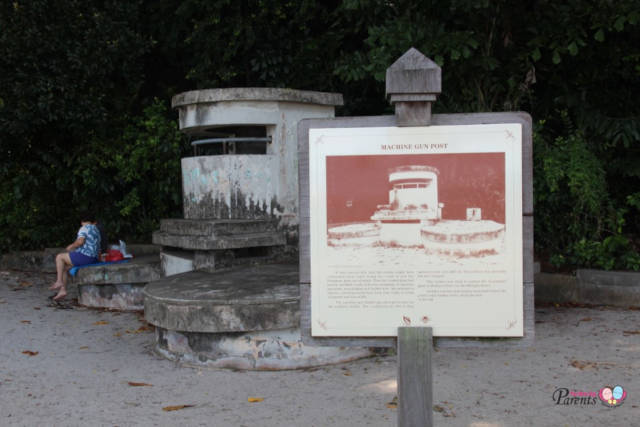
386,396,398,409
33,307,40,310
162,405,194,412
623,330,640,335
433,404,456,417
247,397,264,403
113,332,122,337
19,281,32,287
125,324,154,334
570,359,598,370
343,370,352,376
79,346,89,350
93,321,109,325
580,317,592,322
20,320,31,324
22,351,38,356
128,382,153,387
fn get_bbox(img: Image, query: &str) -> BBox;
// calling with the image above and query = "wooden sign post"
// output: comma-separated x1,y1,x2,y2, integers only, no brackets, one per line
388,49,440,427
298,48,534,427
397,327,433,426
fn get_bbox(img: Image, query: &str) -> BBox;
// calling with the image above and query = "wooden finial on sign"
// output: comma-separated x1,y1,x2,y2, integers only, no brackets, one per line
386,47,441,126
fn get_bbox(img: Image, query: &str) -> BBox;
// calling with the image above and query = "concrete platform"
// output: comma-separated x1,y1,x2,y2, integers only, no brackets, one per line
72,255,161,311
144,264,299,332
144,263,373,369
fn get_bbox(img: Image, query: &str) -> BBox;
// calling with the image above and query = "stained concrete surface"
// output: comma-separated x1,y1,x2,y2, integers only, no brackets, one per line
1,269,639,426
143,265,299,332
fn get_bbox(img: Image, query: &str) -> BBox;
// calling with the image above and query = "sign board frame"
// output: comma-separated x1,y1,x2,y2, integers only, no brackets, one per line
298,112,534,348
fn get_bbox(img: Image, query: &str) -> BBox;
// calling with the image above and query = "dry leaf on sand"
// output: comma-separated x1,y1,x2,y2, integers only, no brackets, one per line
162,405,194,412
386,396,398,409
247,397,264,403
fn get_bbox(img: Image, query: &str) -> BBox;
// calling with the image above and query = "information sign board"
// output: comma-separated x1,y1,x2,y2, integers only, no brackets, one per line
309,124,523,337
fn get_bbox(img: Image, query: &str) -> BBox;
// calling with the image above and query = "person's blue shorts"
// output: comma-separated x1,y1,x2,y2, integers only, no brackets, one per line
69,251,98,267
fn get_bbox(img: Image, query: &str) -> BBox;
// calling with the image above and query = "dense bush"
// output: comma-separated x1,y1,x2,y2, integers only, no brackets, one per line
0,0,638,270
534,117,640,270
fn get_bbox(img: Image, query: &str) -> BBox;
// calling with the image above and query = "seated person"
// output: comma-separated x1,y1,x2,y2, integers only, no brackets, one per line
49,212,102,301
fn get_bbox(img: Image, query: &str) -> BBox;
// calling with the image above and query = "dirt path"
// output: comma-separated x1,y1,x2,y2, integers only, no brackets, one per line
1,269,638,426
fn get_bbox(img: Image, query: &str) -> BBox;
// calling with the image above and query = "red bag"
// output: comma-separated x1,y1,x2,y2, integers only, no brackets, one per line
105,249,124,262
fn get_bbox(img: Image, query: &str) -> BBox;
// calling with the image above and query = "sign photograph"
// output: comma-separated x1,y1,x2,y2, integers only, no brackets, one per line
309,124,523,337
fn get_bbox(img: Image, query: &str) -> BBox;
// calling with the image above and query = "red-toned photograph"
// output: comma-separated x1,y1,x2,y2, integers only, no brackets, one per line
326,153,506,259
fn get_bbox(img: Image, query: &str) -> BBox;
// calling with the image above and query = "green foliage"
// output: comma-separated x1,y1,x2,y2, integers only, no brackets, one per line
534,118,640,271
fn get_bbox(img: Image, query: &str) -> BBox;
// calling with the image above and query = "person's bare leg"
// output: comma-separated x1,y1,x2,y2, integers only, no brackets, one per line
52,253,72,300
50,253,67,290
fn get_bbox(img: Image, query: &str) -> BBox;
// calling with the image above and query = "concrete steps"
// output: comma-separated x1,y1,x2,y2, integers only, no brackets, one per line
159,218,277,236
152,219,284,250
152,230,284,250
152,218,288,276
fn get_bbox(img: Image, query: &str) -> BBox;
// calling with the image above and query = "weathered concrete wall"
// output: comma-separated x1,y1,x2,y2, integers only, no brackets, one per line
269,102,339,228
182,155,279,220
173,88,343,230
535,269,640,307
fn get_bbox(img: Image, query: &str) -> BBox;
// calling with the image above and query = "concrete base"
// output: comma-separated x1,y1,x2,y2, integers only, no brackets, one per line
78,283,146,311
144,263,373,370
155,327,373,370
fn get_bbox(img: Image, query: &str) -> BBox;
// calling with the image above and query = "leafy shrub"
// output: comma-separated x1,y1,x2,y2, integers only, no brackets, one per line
534,119,640,271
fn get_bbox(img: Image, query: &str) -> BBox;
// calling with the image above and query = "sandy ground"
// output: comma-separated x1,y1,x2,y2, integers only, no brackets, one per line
1,269,639,427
